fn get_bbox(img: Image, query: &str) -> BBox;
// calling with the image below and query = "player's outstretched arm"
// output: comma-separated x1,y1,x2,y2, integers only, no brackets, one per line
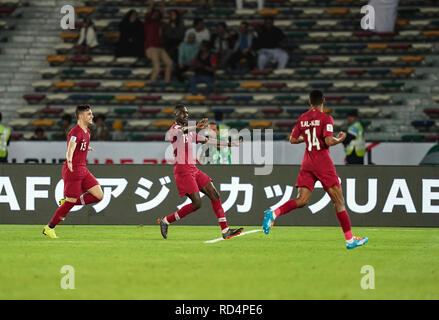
325,132,346,147
66,140,76,172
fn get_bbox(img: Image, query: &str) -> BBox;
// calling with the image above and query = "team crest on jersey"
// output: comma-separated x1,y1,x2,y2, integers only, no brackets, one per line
326,124,333,132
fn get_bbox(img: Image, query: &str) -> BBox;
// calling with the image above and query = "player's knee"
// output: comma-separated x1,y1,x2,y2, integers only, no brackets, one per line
296,198,308,208
192,200,202,210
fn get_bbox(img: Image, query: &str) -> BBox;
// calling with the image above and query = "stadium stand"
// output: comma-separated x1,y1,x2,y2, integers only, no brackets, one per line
1,0,439,142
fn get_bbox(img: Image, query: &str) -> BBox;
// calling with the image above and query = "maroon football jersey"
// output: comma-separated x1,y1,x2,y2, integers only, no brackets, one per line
67,124,90,168
168,123,206,174
291,108,335,171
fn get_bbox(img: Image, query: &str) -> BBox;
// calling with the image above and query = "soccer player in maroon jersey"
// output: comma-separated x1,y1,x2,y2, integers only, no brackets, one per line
158,104,244,240
43,105,103,238
262,90,368,250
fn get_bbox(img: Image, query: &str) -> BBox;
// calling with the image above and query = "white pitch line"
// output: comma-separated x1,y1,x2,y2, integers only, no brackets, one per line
204,229,262,244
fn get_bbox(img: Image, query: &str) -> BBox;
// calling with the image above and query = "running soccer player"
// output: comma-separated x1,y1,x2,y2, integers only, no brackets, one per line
262,90,368,250
43,105,103,238
158,104,244,240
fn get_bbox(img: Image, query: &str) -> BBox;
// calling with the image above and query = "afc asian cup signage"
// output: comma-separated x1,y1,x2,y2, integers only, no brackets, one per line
0,165,438,226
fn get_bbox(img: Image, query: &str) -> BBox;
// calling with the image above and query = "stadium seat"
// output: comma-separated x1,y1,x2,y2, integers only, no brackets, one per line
32,81,52,91
411,120,435,131
115,95,136,103
78,81,100,90
9,119,31,130
234,107,259,117
139,108,162,117
138,95,161,103
101,81,123,90
132,68,152,78
17,107,40,118
153,120,174,130
70,56,91,64
231,95,253,104
46,55,68,65
32,119,55,128
41,107,63,117
358,108,381,118
261,107,283,116
126,120,152,131
124,81,146,90
424,108,439,119
54,81,75,89
401,134,425,142
92,55,115,65
114,107,137,117
185,95,206,102
46,94,68,104
249,120,272,129
39,68,60,78
23,94,45,104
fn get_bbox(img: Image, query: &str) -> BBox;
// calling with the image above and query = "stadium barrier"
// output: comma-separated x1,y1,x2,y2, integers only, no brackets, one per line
0,164,438,226
8,141,437,165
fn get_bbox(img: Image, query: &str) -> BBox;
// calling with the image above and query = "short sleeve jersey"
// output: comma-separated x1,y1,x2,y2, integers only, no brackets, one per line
291,109,335,171
168,123,206,173
67,124,90,168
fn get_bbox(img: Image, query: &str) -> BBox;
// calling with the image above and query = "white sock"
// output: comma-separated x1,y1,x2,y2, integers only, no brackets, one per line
163,217,170,225
272,211,276,220
222,227,229,234
346,237,354,244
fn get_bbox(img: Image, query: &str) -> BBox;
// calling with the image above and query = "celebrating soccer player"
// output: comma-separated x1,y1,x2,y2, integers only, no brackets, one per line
262,90,368,250
158,104,244,240
43,105,103,238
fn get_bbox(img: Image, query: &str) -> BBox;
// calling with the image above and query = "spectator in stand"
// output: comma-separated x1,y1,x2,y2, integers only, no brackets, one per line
30,127,48,141
144,0,173,83
190,40,217,95
184,18,210,44
254,16,288,70
0,112,11,163
56,114,74,141
176,32,199,82
200,0,213,10
162,9,186,65
236,0,263,11
77,17,98,56
112,120,127,141
368,0,399,32
227,21,256,70
211,22,235,69
115,9,145,58
91,115,110,141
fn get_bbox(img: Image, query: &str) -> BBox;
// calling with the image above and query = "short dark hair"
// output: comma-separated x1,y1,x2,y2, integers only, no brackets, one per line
309,90,324,106
193,18,203,27
62,113,72,123
347,109,359,117
75,104,91,119
174,103,186,111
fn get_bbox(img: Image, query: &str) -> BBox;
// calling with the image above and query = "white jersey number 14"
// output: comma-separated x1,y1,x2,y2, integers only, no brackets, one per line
304,127,321,151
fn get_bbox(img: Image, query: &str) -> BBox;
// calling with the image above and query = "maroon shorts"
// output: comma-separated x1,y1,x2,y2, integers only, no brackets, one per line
296,167,340,192
62,165,99,198
174,168,212,197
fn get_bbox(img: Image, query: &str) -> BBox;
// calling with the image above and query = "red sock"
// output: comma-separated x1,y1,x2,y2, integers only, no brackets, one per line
211,198,228,231
164,203,196,224
48,201,75,228
274,199,297,217
76,193,100,205
336,210,353,240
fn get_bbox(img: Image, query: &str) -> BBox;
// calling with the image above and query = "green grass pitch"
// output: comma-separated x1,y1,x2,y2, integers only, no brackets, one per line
1,224,438,299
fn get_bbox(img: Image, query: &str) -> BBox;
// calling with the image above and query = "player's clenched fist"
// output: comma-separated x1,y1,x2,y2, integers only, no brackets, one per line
67,160,73,172
197,118,208,130
337,131,347,142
